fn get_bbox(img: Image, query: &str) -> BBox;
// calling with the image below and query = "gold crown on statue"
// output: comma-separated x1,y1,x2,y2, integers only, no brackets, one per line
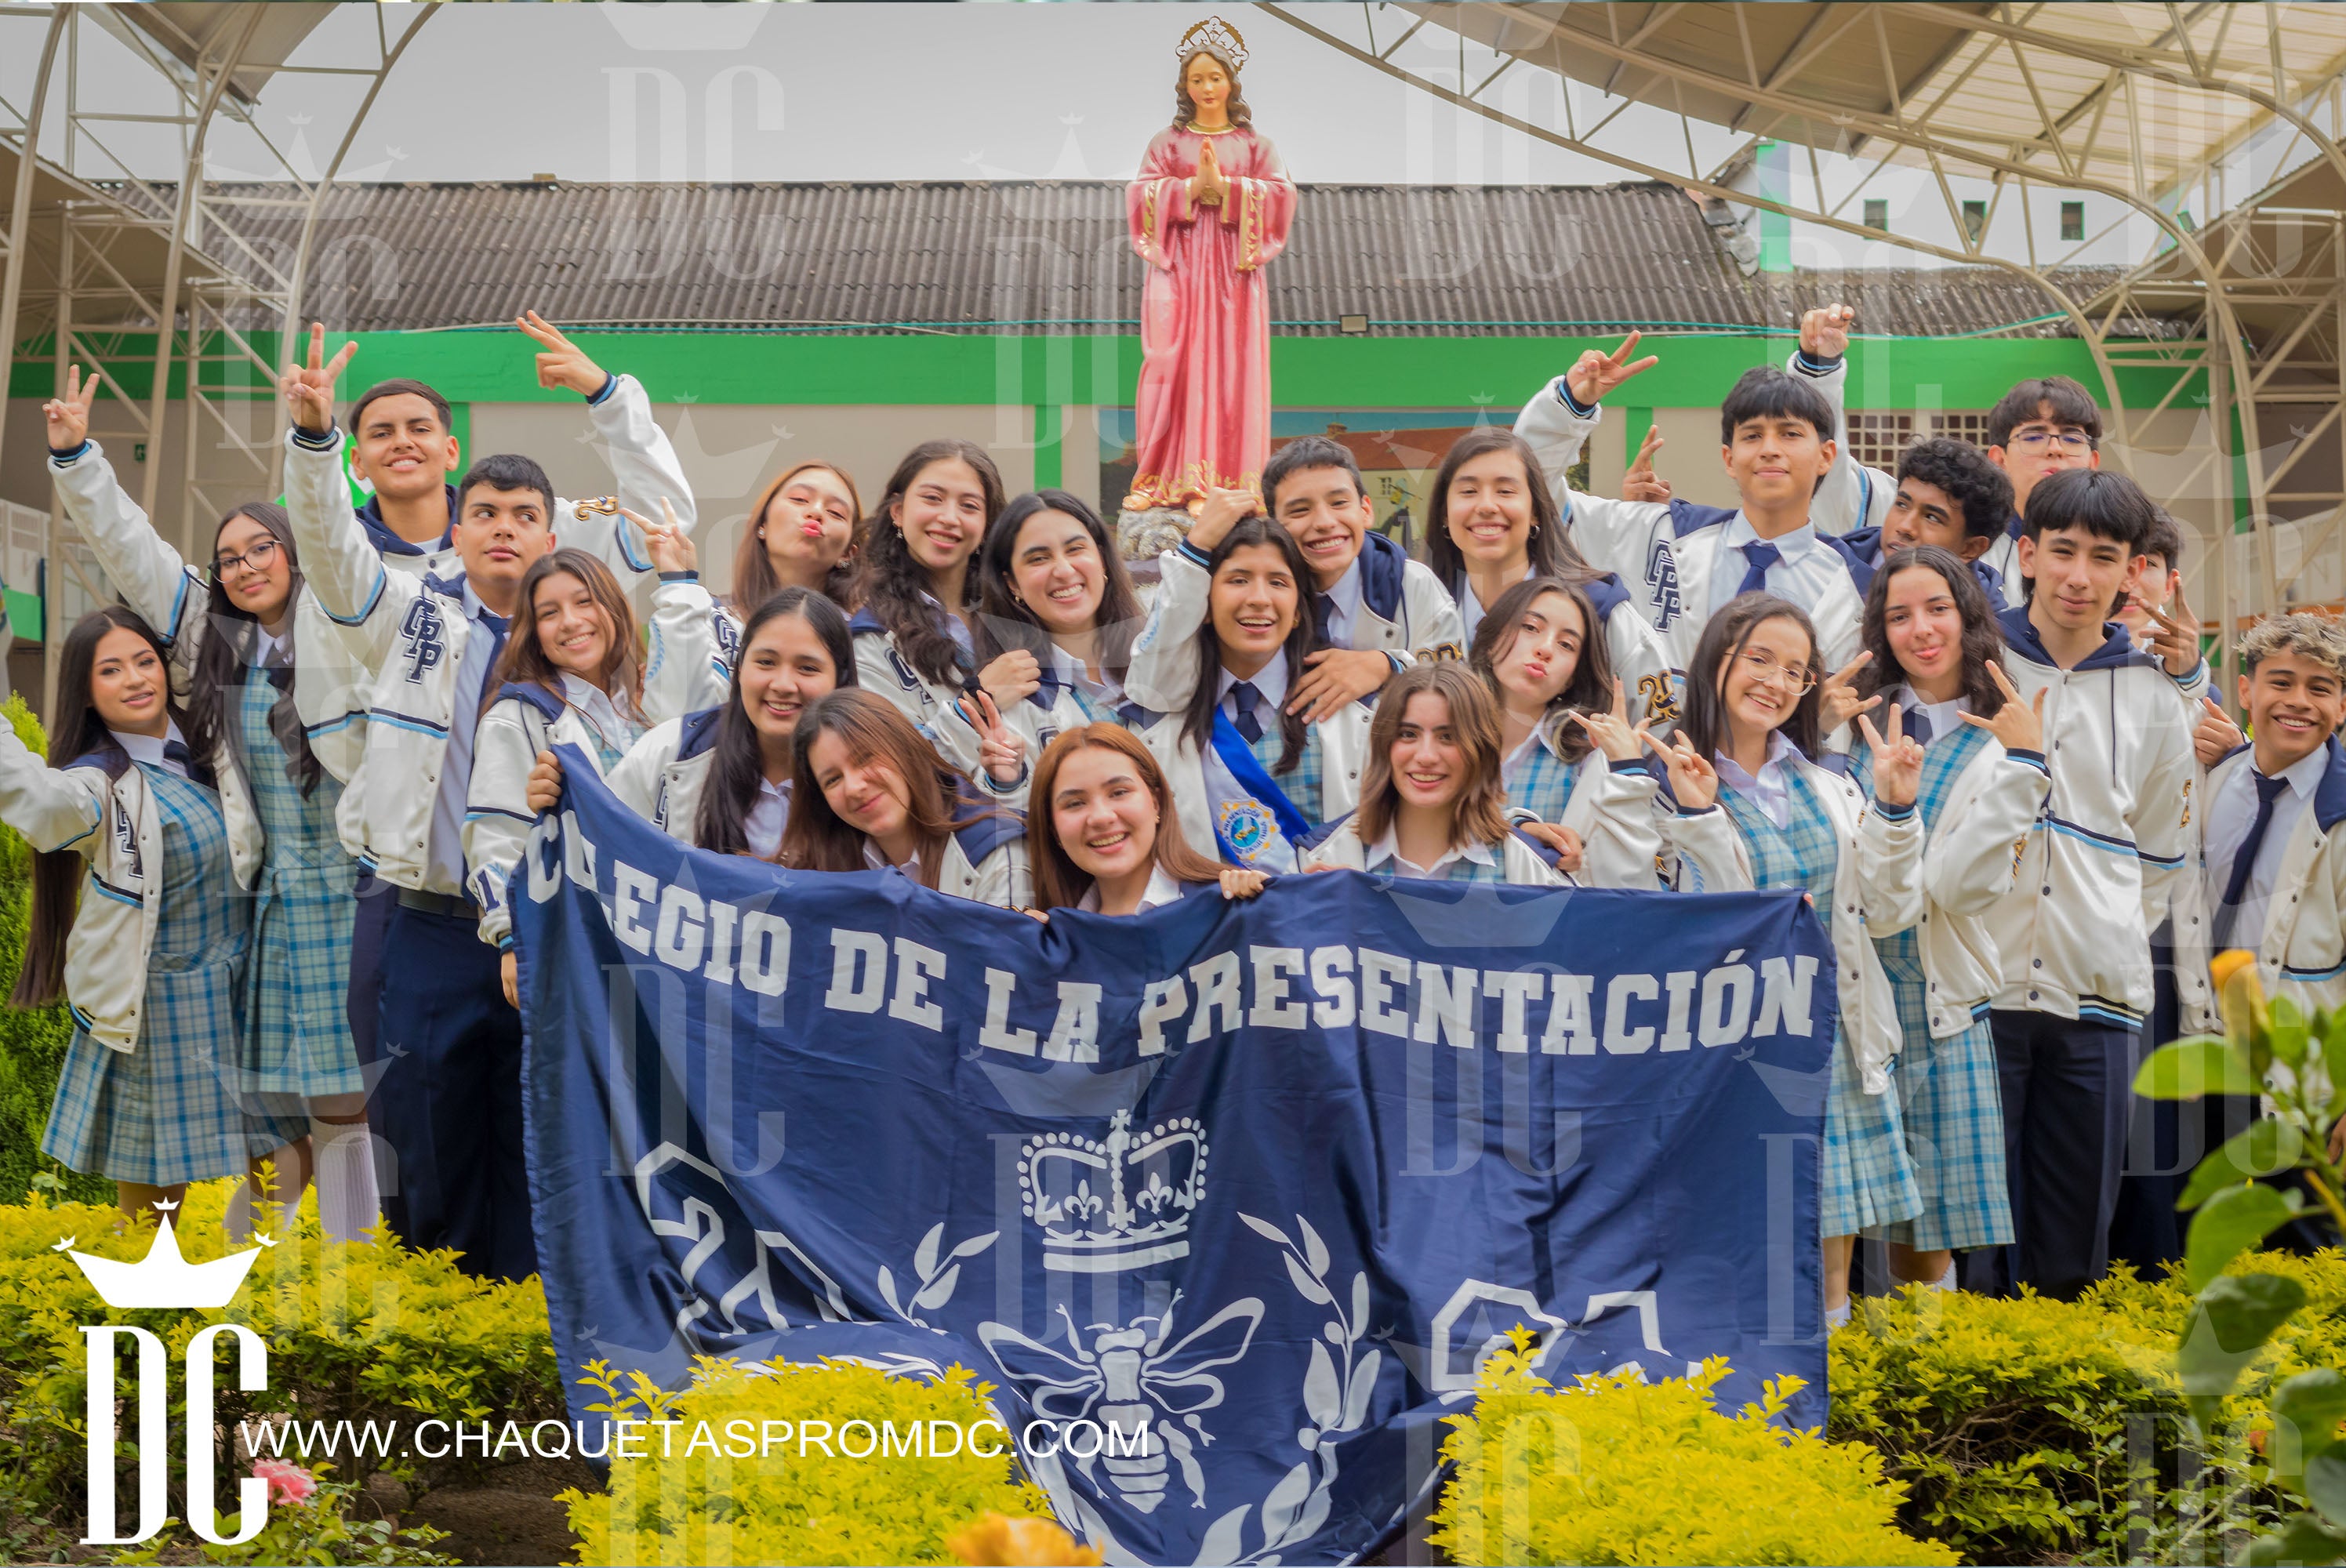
1019,1110,1207,1275
1178,16,1248,71
56,1201,271,1311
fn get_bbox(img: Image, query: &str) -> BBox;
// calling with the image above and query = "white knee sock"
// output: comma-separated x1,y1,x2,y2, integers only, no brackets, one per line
1929,1260,1958,1293
310,1118,381,1244
1825,1300,1853,1329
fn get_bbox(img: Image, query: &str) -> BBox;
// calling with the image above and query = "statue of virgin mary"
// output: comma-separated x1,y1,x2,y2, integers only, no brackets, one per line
1120,17,1296,542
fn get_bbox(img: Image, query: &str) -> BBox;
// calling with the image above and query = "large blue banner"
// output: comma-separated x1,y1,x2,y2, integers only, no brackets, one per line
513,748,1836,1564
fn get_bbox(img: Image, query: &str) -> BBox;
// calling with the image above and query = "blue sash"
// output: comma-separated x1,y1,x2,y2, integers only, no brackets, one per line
1208,710,1313,868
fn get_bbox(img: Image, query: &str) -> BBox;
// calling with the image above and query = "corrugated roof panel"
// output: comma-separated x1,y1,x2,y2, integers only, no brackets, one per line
217,180,2144,339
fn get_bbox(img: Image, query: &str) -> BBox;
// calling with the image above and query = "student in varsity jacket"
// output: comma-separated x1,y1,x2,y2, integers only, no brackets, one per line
782,688,1033,909
1516,332,1872,683
1301,663,1569,886
1467,575,1664,887
1422,425,1682,731
465,535,719,1004
277,330,663,1283
1123,517,1371,873
533,589,859,861
849,439,1008,733
1970,468,2201,1302
1831,438,2017,614
42,369,380,1244
935,490,1149,808
1122,436,1465,726
1026,724,1270,914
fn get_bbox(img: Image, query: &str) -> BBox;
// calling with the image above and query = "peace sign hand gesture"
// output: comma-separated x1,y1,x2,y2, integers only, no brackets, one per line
44,365,100,453
1622,424,1672,503
2141,585,2205,679
957,688,1028,786
1566,678,1644,763
1817,651,1879,734
1959,660,2048,754
629,497,697,576
1563,330,1661,408
1857,702,1924,809
516,310,611,398
1640,728,1718,811
280,321,357,436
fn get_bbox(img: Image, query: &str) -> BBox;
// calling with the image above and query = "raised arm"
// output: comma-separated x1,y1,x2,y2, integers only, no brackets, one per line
1513,335,1672,583
44,442,202,660
279,324,414,663
1790,305,1893,538
0,607,105,854
1121,488,1255,713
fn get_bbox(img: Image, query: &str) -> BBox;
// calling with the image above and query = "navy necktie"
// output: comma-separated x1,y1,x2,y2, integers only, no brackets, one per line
1900,703,1933,748
1030,667,1068,710
1734,540,1781,600
162,738,216,790
1315,591,1339,641
478,604,511,681
1229,681,1266,744
2212,771,2292,950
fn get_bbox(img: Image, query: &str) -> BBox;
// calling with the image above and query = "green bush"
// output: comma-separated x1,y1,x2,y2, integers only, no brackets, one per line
0,692,103,1210
559,1355,1056,1567
1433,1328,1955,1567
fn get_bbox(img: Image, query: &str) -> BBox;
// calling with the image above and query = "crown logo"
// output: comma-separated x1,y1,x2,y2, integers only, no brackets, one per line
1177,16,1247,71
1019,1111,1207,1274
56,1202,269,1311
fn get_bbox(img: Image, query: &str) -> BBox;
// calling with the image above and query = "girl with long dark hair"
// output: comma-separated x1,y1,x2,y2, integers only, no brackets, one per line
42,368,372,1241
848,439,1009,734
1028,724,1266,913
1844,546,2048,1292
781,689,1032,907
1124,517,1369,871
1651,592,1927,1326
1466,575,1663,887
1426,426,1680,731
466,525,717,1002
1302,663,1567,884
0,606,303,1228
954,490,1147,806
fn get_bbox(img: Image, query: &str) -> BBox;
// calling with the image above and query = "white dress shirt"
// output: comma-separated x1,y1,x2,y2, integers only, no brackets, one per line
744,776,790,860
1316,557,1366,647
1216,648,1291,728
1363,825,1498,880
2204,744,2330,949
1454,565,1536,644
111,721,193,779
1709,517,1845,621
1713,730,1802,828
427,579,507,895
1077,862,1187,913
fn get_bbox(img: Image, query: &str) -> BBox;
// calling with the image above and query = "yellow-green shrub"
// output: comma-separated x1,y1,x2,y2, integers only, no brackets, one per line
0,1179,564,1555
1433,1327,1955,1567
561,1356,1055,1567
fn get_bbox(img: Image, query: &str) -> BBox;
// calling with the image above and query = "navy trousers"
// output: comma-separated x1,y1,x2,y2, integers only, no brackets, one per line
346,868,398,1066
1972,1008,2137,1301
372,903,536,1283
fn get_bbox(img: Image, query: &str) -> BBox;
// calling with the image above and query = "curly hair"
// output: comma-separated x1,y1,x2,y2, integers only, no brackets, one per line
2239,612,2346,681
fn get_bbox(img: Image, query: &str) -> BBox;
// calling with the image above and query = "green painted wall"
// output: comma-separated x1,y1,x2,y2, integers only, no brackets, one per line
9,329,2204,415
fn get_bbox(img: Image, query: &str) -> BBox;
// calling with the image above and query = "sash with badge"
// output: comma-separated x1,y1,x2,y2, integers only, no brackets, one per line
1204,711,1313,871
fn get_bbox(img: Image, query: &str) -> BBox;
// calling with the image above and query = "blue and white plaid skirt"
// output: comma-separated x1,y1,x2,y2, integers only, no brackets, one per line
1870,938,2015,1252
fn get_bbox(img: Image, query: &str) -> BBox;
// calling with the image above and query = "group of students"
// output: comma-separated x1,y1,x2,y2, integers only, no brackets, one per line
16,305,2345,1329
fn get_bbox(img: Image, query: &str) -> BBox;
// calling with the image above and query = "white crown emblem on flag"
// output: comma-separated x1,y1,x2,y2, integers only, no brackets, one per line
58,1202,268,1311
1177,16,1247,71
1019,1110,1207,1273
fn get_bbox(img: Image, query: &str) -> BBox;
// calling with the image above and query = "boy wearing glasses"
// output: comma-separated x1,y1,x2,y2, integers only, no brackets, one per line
1981,377,2104,588
1972,467,2200,1301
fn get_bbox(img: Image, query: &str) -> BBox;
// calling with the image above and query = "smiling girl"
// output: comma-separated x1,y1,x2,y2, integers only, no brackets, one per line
1302,663,1567,885
1651,593,1927,1324
43,367,376,1241
0,607,303,1229
466,528,717,1002
1847,546,2046,1291
1127,517,1368,871
1425,427,1680,730
1029,724,1267,912
1468,575,1664,887
849,440,1007,734
782,688,1033,907
953,491,1147,805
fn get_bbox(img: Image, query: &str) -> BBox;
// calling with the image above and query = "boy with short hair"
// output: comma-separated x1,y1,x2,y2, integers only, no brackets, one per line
280,325,675,1283
1124,435,1464,720
1515,313,1872,677
1978,466,2202,1301
1839,437,2016,608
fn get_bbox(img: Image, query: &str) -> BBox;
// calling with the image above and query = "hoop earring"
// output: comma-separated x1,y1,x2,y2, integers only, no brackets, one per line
1529,523,1541,539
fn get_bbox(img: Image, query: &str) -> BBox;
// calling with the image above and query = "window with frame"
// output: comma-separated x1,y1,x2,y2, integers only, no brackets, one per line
1961,201,1988,242
2060,201,2085,241
1863,198,1889,232
1842,411,1995,472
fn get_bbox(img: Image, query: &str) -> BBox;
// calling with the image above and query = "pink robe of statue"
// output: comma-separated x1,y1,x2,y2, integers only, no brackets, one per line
1125,125,1295,510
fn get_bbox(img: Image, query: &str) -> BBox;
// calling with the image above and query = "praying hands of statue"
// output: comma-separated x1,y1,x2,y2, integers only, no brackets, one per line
1189,140,1229,209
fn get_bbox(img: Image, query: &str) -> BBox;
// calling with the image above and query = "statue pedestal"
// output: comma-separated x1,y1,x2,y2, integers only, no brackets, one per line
1116,506,1193,585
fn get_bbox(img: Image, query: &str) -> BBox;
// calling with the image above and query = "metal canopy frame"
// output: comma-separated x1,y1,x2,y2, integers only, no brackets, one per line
0,2,433,573
1269,0,2346,691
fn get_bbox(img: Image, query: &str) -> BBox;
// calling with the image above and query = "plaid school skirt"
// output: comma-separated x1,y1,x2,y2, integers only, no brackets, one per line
1871,942,2017,1252
1821,1025,1924,1238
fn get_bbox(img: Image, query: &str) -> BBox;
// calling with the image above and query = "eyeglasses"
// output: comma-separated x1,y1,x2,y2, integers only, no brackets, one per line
1734,648,1817,694
210,538,281,579
2007,430,2095,453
